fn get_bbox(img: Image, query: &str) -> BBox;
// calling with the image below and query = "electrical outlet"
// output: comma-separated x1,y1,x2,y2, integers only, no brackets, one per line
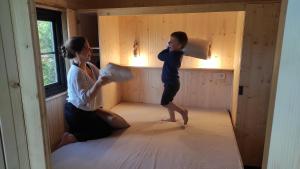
213,73,226,80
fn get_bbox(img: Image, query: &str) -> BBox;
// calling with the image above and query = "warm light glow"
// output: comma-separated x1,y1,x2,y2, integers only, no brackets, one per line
198,55,221,68
129,53,148,67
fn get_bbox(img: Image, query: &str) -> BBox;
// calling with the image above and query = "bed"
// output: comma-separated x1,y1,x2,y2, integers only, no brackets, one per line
52,102,243,169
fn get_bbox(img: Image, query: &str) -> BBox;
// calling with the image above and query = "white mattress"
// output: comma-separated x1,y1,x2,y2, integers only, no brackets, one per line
52,103,243,169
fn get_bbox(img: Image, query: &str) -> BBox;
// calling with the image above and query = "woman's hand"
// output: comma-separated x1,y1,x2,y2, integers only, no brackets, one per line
96,75,112,86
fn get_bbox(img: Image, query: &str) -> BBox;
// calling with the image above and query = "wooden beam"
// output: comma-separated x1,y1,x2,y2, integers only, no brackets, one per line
231,11,245,127
79,3,247,16
36,4,65,11
35,0,67,8
66,9,78,37
69,0,281,10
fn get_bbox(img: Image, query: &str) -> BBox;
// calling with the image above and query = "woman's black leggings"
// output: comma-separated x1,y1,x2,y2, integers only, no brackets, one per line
64,102,113,141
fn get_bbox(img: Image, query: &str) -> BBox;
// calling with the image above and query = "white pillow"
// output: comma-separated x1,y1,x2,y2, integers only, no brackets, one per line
183,38,211,59
100,63,133,82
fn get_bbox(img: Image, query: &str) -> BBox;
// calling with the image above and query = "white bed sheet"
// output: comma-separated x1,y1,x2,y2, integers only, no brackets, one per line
52,103,243,169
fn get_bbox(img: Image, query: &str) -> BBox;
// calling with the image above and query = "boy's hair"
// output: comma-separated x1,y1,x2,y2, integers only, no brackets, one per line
171,31,188,48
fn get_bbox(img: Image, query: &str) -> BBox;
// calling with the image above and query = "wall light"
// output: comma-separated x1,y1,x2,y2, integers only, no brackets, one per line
133,40,140,57
198,55,221,69
129,40,148,67
130,54,148,67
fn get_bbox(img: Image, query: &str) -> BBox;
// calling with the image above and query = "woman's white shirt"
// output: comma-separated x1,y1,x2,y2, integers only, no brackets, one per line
67,62,102,111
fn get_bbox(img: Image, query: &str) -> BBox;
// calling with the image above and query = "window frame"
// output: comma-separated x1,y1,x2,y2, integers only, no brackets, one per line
36,8,67,97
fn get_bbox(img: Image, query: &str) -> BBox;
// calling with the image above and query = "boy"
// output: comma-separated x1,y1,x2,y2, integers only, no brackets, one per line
158,31,189,125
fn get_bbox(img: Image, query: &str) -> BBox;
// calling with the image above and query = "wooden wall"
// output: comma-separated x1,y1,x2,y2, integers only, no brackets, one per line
235,3,280,166
98,16,122,109
122,68,233,110
45,94,67,151
118,12,240,70
98,12,242,111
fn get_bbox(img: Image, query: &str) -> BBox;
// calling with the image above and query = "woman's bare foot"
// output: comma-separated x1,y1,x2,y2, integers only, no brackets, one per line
57,132,77,149
161,118,176,122
181,109,189,125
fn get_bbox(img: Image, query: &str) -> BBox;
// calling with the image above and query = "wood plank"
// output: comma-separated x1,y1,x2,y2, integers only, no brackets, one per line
262,0,300,169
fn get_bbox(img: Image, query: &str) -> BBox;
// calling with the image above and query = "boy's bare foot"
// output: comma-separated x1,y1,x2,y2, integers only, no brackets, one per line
57,132,77,149
161,118,176,122
182,109,189,125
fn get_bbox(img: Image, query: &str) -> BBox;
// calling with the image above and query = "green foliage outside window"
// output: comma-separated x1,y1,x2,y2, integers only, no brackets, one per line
37,20,58,86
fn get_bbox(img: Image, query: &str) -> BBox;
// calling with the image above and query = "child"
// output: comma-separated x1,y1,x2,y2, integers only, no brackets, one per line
158,31,189,125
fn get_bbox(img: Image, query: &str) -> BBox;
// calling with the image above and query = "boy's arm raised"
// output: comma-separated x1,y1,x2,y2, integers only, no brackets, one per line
158,48,169,61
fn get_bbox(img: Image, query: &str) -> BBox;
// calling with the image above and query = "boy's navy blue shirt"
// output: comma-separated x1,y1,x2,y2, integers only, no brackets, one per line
158,48,184,85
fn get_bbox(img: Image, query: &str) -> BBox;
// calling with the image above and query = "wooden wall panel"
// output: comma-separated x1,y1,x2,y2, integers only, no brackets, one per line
235,3,280,166
45,94,67,151
118,12,239,70
98,16,122,109
66,9,78,37
121,68,233,110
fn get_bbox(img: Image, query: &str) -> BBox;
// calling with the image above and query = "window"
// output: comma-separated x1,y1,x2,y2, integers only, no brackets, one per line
37,8,66,97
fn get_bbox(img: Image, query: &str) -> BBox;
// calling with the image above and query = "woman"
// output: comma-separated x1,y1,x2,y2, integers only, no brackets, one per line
58,36,113,147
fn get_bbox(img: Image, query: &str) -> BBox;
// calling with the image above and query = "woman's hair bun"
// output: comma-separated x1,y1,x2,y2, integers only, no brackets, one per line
60,36,86,59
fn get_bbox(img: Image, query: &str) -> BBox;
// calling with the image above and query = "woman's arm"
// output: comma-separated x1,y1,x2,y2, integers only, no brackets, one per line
85,77,105,101
74,74,109,104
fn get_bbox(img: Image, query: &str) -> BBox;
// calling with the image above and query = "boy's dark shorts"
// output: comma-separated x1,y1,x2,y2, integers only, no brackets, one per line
161,82,180,106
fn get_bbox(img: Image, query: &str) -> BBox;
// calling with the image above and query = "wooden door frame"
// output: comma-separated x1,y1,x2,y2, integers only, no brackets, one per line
2,0,52,169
